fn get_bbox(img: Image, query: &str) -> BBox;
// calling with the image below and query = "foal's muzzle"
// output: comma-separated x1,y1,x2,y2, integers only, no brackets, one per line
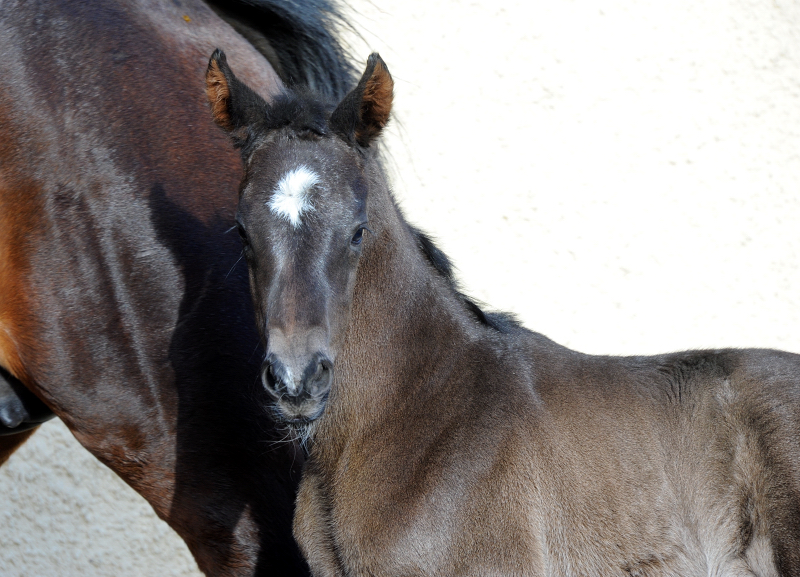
261,353,333,423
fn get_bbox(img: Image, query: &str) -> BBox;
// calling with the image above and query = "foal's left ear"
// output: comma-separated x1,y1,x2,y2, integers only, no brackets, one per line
206,49,267,137
330,53,394,147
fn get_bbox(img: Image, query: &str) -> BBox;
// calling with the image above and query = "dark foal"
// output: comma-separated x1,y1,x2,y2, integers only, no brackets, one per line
210,52,800,576
0,0,356,573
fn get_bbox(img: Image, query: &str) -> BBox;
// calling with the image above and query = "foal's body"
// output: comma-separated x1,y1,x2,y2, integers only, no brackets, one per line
209,53,800,575
297,197,798,576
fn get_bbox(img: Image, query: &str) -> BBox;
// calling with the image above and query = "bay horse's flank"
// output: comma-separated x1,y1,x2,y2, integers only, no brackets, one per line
0,0,356,573
210,53,800,575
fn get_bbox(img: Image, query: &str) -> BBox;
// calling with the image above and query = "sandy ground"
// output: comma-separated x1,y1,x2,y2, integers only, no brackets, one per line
3,0,800,574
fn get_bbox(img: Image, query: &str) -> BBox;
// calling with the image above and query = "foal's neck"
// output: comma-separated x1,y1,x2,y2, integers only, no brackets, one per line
317,187,477,449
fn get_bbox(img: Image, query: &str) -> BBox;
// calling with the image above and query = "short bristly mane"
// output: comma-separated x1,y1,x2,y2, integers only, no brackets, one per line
408,224,521,334
234,90,336,156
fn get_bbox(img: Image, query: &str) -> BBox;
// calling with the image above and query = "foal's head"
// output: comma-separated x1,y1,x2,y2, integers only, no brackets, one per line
206,50,393,425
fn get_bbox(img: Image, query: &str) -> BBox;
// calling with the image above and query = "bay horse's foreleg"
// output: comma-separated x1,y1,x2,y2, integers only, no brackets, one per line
0,376,29,429
0,368,51,466
0,428,37,467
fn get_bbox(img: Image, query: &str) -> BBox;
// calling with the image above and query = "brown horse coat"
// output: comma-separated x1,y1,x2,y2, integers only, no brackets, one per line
0,0,353,573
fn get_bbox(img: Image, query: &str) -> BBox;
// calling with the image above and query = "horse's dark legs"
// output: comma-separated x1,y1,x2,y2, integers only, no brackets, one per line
0,428,37,467
0,379,28,429
0,366,54,434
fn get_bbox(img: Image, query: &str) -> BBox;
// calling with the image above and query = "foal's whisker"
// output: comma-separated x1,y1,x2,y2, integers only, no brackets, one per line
225,250,245,280
249,342,262,364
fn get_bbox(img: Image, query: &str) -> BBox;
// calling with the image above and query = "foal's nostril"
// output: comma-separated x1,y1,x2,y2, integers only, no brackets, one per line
261,358,286,397
305,356,333,396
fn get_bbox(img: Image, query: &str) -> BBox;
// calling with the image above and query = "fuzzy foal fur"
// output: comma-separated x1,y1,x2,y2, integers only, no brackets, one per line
210,52,800,576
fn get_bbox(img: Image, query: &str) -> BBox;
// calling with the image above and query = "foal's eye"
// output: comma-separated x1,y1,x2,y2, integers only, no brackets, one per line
350,228,365,246
237,223,251,248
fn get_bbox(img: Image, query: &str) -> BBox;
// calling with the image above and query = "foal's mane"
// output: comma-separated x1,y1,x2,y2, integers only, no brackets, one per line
234,91,335,156
409,225,521,334
247,90,521,335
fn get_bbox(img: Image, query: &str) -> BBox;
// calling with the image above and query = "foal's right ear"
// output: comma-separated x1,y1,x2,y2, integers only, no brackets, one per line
330,53,394,147
206,49,266,137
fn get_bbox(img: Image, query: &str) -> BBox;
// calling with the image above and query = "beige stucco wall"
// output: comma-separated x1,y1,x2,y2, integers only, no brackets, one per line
3,0,800,574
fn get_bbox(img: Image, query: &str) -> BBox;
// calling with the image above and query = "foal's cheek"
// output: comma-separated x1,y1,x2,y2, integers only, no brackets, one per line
247,267,271,332
323,261,360,355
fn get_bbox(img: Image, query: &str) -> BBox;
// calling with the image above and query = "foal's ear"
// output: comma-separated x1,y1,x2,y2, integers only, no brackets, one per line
330,53,394,147
206,49,266,136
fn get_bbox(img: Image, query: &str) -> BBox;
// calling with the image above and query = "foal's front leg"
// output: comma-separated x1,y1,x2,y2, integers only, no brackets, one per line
294,467,345,577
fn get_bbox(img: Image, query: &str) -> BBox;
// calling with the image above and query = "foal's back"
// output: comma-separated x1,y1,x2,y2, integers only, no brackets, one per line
492,338,800,575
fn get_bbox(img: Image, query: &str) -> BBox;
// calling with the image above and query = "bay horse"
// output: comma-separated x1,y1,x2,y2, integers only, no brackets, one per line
0,0,356,573
209,52,800,575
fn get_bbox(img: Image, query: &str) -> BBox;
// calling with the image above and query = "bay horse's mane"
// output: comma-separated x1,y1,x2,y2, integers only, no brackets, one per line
205,0,356,98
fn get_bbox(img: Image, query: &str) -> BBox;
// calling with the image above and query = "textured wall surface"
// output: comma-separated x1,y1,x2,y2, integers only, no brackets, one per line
3,0,800,574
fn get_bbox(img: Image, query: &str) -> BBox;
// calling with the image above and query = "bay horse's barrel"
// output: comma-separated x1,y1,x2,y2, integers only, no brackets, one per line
0,0,354,573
